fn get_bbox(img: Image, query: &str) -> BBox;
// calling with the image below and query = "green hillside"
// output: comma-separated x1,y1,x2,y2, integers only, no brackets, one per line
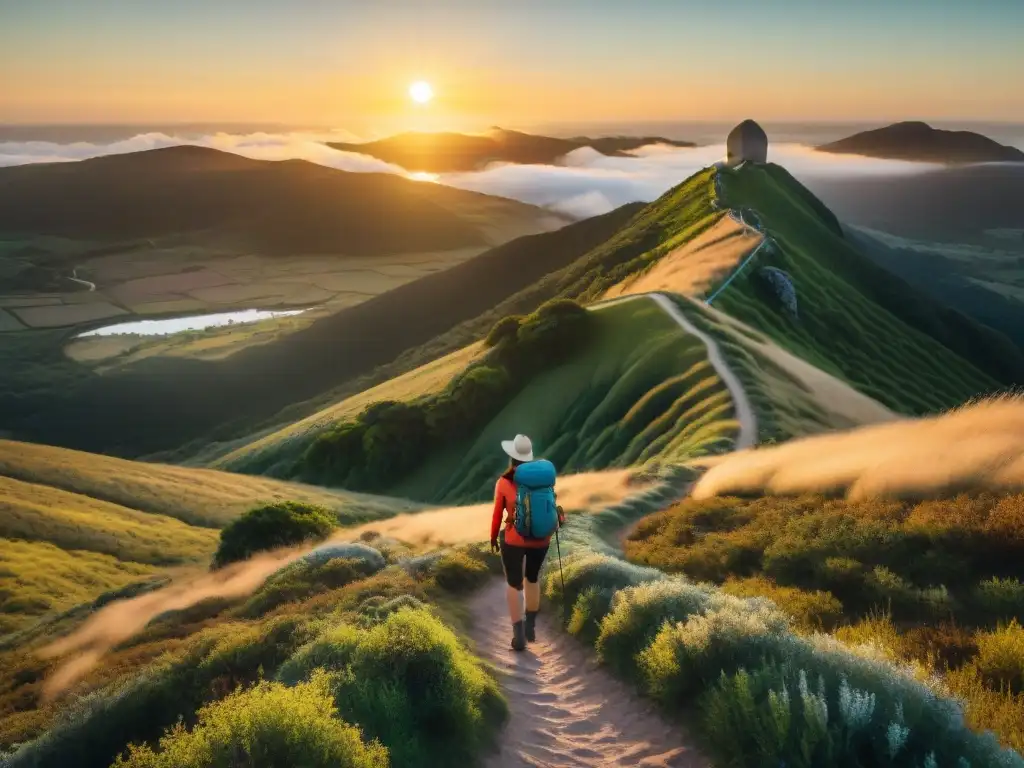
712,162,1017,413
0,440,420,636
388,298,737,503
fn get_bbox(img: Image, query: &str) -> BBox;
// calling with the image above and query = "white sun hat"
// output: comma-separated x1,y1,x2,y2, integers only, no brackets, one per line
501,434,534,462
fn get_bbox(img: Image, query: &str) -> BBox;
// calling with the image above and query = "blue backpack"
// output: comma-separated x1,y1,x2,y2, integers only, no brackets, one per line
512,459,559,540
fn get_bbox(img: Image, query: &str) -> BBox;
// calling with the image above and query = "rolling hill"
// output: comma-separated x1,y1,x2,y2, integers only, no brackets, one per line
0,438,419,636
328,127,696,172
817,121,1024,164
712,162,1024,410
0,145,557,257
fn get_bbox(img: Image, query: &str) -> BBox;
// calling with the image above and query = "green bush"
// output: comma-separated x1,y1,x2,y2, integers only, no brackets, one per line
429,550,490,593
484,314,522,348
721,577,843,632
213,502,336,568
975,577,1024,623
112,671,388,768
240,557,383,617
596,580,713,680
975,621,1024,694
567,585,617,645
276,623,364,686
330,608,506,766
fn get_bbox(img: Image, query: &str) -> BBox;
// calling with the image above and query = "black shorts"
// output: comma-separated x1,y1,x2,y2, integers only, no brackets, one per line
499,530,549,589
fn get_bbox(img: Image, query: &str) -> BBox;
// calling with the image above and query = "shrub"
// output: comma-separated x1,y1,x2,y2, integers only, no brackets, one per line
213,502,336,568
239,557,381,618
513,298,593,363
596,580,714,680
484,314,522,348
302,543,386,570
975,577,1024,622
429,550,490,593
567,586,617,645
276,623,363,686
721,576,843,632
544,552,665,620
974,621,1024,694
112,671,388,768
637,598,792,704
331,608,506,766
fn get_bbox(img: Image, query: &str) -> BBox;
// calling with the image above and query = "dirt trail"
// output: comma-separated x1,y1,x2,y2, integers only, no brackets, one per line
470,577,709,768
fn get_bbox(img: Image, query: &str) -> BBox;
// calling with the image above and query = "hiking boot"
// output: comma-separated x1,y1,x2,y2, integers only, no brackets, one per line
525,610,538,642
511,620,526,651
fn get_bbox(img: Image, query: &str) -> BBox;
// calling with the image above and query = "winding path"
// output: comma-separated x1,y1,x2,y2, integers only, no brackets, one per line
591,292,757,450
470,578,709,768
67,268,96,292
469,290,756,766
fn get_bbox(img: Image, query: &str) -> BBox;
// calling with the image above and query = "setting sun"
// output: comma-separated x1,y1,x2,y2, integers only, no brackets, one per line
409,81,434,104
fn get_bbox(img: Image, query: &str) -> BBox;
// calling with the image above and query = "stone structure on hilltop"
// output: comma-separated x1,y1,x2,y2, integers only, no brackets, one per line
726,119,768,166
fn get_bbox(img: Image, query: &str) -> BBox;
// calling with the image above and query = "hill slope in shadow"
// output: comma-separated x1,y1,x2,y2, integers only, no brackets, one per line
2,204,642,457
801,163,1024,241
0,146,555,255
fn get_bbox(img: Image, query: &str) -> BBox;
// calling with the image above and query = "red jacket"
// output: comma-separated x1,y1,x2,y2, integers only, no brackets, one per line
491,474,562,548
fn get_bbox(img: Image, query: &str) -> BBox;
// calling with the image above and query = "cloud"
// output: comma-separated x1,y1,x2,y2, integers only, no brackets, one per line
0,130,947,217
0,130,404,175
432,143,944,216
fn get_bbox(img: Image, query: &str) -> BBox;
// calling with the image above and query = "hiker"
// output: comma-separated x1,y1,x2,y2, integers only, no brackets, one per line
490,433,564,651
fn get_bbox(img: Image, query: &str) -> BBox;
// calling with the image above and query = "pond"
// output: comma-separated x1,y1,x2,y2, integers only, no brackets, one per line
77,308,308,338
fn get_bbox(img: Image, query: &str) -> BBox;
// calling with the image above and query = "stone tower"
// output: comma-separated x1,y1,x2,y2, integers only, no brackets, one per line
726,119,768,166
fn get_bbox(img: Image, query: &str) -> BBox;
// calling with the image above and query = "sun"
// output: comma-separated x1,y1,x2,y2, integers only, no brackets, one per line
409,80,434,104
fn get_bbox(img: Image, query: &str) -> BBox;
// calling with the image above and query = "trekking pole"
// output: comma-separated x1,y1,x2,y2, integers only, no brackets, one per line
554,525,566,626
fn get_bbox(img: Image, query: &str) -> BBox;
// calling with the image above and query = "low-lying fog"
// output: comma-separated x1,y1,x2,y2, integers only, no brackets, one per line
0,128,1016,218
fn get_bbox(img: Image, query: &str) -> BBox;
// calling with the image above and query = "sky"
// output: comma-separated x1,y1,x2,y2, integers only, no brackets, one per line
1,0,1023,129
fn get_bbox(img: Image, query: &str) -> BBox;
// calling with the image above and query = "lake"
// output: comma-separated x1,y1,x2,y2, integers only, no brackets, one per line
77,308,308,337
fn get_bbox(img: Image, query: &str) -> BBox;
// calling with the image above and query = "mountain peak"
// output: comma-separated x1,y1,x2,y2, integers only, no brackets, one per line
817,121,1024,164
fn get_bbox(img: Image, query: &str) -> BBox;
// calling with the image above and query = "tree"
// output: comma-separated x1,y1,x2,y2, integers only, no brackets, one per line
213,502,336,568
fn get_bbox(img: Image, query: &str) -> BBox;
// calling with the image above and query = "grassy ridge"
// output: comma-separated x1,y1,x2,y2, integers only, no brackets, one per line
714,163,1015,413
389,298,736,504
221,170,722,480
669,297,893,443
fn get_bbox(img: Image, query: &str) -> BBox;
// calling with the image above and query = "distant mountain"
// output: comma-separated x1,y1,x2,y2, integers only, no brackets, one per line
328,127,696,172
0,146,557,256
816,121,1024,164
802,163,1024,240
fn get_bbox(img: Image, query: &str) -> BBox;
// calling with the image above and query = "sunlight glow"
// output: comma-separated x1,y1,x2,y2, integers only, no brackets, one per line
407,171,439,183
409,81,434,104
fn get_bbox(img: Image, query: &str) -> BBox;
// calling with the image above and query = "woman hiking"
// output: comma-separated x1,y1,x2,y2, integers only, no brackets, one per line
490,433,564,651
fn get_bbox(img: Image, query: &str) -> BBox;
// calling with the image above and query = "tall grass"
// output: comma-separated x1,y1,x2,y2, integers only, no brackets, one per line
544,488,1024,766
0,543,504,768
